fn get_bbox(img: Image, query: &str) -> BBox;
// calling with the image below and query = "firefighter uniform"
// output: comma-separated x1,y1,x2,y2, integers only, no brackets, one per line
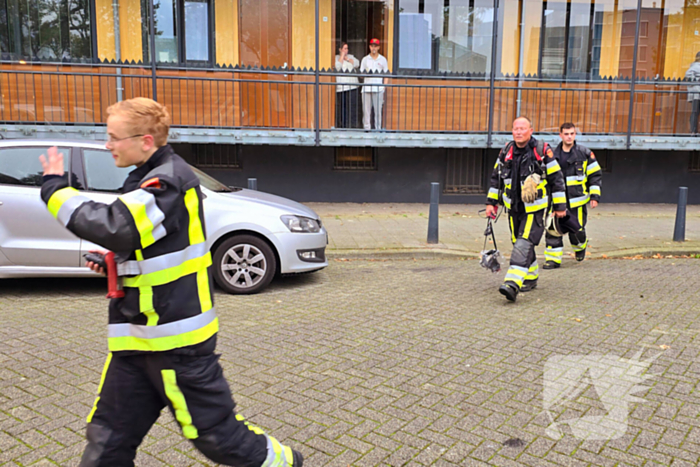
544,142,602,267
486,137,567,300
41,145,301,467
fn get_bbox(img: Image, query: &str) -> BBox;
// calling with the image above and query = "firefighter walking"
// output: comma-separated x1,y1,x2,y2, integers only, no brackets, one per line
485,117,567,302
39,98,303,467
543,122,602,269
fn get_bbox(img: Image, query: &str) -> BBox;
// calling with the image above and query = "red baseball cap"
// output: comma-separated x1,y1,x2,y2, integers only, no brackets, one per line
370,38,380,45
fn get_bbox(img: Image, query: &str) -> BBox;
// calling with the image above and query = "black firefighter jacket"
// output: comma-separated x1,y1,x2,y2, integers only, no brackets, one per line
41,145,217,356
553,142,603,209
486,137,567,214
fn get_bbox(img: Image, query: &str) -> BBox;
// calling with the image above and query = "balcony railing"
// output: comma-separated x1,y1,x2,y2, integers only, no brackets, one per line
1,61,699,147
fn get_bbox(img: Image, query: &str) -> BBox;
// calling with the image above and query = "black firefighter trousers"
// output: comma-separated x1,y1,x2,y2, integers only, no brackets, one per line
503,209,545,290
80,352,293,467
544,205,588,265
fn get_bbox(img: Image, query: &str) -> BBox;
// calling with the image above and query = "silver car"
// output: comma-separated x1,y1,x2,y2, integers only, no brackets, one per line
0,140,328,294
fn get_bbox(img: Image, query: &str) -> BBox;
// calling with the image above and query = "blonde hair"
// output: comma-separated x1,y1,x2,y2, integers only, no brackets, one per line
107,98,171,147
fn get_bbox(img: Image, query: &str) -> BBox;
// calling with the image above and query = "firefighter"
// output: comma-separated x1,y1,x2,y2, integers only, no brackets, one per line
543,122,602,269
485,117,567,302
39,98,303,467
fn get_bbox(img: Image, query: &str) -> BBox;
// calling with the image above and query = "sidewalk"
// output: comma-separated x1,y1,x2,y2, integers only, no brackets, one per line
307,203,700,258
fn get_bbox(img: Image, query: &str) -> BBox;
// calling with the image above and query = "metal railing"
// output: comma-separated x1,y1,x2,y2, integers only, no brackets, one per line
1,61,700,147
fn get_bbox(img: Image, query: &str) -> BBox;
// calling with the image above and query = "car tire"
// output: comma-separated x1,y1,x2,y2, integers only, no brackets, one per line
212,235,277,294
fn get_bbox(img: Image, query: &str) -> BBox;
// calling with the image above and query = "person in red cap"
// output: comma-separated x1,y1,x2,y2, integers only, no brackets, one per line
360,38,389,130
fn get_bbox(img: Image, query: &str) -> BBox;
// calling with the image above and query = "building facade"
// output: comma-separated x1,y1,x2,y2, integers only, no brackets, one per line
1,0,699,203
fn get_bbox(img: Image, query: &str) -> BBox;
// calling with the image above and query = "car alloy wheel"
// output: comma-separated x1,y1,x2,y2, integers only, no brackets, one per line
212,234,277,294
222,243,266,288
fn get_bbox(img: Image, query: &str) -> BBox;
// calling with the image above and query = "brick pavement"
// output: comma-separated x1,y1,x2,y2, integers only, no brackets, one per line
2,257,700,466
306,203,700,258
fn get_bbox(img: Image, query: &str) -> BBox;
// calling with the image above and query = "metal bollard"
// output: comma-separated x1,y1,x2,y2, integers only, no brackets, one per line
427,182,440,244
247,178,258,191
673,186,688,242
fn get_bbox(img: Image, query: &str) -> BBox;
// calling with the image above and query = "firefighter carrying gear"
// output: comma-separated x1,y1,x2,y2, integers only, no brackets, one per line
41,145,302,467
487,137,566,302
544,142,601,268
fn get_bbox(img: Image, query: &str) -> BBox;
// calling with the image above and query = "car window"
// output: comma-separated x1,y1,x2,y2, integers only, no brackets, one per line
0,146,71,187
190,165,236,192
83,149,132,192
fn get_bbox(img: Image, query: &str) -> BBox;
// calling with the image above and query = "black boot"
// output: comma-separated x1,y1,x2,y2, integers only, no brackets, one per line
521,279,538,292
499,283,519,302
543,261,560,270
293,450,304,466
575,249,586,262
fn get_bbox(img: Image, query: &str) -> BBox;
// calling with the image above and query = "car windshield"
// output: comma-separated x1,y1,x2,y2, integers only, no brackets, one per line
190,166,239,192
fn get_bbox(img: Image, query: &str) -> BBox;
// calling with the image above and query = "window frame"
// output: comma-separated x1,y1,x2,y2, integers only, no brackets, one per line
142,0,216,67
79,147,131,193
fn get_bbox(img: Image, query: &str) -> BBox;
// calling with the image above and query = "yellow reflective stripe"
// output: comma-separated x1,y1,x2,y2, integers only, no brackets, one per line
47,187,81,218
185,188,205,245
133,250,158,325
86,352,113,423
161,369,198,439
123,252,212,288
578,207,584,226
590,185,601,196
120,196,157,249
235,413,266,435
197,269,213,313
523,215,534,240
108,316,218,352
509,216,516,243
546,161,561,175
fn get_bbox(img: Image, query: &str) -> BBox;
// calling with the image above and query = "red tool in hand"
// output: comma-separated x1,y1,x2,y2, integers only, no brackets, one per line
83,252,125,298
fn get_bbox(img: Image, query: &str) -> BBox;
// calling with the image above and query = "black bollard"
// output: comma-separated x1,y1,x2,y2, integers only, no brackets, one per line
427,182,439,244
248,178,258,191
673,187,688,242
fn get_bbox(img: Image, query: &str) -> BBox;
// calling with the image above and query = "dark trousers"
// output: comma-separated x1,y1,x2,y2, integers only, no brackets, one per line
80,352,290,467
504,209,545,290
545,206,588,264
336,88,359,129
691,99,700,135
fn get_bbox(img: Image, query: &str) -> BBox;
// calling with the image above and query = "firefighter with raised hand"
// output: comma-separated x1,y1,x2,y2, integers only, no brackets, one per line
39,97,303,467
485,116,567,302
543,122,602,269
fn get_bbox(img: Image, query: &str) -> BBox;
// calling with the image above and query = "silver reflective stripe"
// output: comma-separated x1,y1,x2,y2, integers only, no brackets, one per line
570,194,590,205
503,194,511,206
524,198,548,208
261,435,292,467
504,178,512,185
552,191,566,199
119,189,167,242
529,260,538,269
488,187,499,195
505,273,524,283
546,161,558,170
117,242,208,277
57,195,90,226
108,307,216,339
566,175,585,183
508,265,528,274
546,247,564,253
590,185,601,193
587,161,601,172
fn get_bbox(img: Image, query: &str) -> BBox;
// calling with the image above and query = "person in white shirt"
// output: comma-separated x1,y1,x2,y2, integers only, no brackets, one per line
686,51,700,135
360,38,389,130
335,42,360,128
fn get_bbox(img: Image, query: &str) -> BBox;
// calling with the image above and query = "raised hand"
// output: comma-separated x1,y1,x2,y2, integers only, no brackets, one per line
39,146,64,176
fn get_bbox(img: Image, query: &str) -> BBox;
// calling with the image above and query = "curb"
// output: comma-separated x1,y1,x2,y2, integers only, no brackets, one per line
327,245,700,260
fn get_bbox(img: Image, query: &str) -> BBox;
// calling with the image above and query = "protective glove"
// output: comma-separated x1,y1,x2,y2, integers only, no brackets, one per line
521,173,541,203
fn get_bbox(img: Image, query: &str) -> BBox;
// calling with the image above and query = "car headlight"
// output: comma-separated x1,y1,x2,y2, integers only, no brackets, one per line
280,215,321,233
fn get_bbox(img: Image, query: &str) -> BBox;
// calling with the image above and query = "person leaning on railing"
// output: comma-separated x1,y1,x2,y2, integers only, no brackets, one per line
685,51,700,136
335,42,360,129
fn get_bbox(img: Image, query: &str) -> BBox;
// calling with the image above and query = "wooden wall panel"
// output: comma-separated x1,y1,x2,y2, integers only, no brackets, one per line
216,0,239,66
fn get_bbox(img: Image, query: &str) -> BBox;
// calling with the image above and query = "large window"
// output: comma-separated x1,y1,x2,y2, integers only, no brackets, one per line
142,0,213,65
398,0,495,74
0,0,93,61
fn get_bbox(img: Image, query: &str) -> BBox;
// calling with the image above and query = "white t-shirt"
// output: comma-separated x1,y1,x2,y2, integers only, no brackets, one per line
360,54,389,93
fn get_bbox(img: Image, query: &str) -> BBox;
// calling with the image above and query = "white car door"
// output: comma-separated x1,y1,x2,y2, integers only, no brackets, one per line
78,148,132,260
0,146,80,267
